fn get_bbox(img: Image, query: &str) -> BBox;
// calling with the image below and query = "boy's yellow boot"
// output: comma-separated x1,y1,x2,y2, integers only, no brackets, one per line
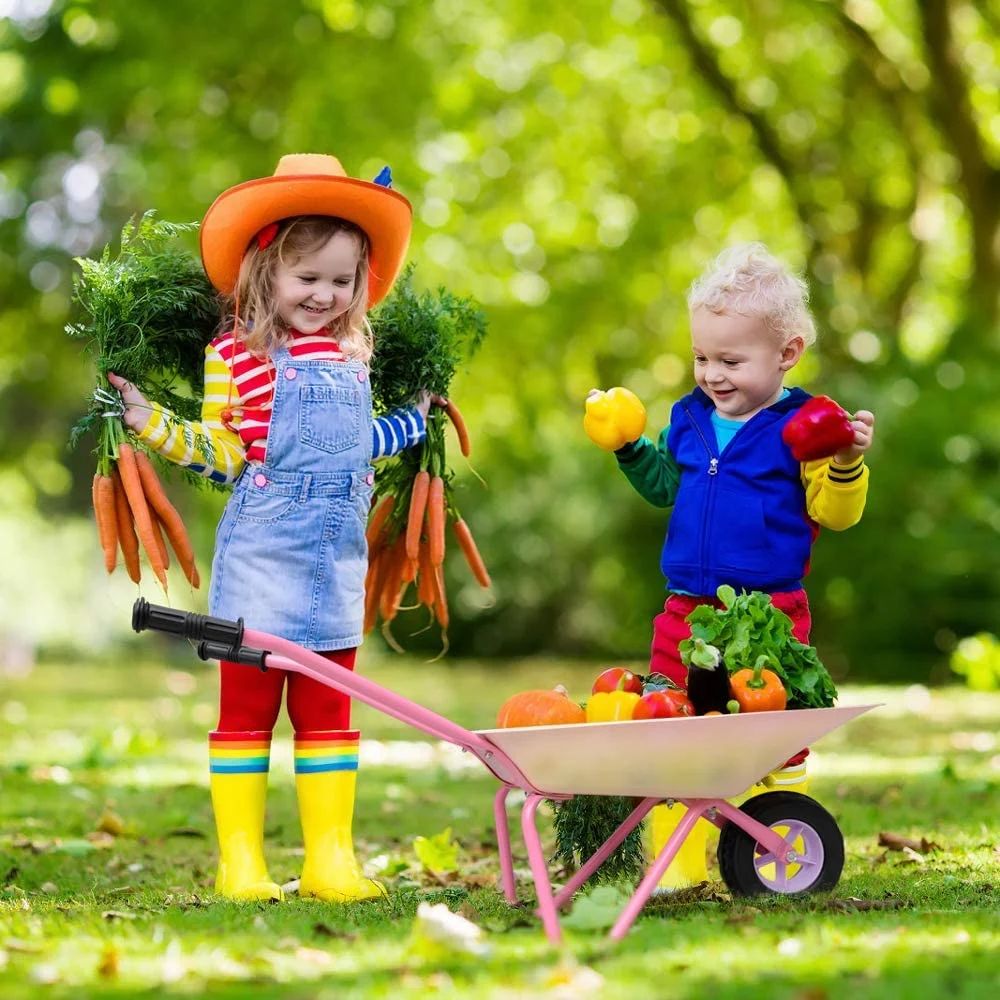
648,801,710,892
208,731,284,901
742,758,810,803
294,731,384,903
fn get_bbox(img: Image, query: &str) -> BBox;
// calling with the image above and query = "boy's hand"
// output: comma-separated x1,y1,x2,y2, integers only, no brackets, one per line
107,373,153,434
833,410,875,464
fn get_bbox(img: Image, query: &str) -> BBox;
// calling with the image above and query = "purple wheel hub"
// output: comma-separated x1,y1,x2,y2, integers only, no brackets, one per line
753,819,825,893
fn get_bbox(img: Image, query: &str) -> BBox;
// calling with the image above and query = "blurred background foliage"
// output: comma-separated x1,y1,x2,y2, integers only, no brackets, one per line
1,0,998,683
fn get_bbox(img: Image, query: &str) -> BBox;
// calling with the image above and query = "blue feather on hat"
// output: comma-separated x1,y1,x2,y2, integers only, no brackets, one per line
372,166,392,189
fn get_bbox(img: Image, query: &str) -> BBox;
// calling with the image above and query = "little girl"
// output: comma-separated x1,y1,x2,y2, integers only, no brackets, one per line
109,153,430,903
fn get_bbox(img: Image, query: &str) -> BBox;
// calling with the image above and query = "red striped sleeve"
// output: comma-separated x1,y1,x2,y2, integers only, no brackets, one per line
211,330,348,464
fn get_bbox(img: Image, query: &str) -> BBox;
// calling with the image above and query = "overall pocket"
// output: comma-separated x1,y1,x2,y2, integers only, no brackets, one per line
298,384,361,455
236,488,300,525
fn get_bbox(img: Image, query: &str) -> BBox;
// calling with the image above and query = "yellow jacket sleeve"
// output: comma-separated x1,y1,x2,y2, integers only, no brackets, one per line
136,344,246,485
802,456,869,531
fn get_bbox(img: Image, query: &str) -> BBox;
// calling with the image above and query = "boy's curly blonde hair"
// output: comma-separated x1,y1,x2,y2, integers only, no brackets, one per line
225,215,374,363
687,242,817,347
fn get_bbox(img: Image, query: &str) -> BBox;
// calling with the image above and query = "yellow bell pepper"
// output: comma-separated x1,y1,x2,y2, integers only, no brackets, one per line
585,690,640,722
583,387,647,451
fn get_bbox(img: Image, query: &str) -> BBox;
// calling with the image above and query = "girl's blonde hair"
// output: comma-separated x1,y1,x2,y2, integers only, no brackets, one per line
225,215,374,363
687,242,817,347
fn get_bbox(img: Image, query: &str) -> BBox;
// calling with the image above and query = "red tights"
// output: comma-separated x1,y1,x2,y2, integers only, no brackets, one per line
649,589,812,687
649,590,812,766
216,647,356,733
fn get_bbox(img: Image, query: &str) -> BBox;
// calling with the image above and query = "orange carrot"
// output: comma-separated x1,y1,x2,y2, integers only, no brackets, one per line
93,472,118,574
111,467,142,584
432,565,450,630
149,511,171,571
366,494,395,548
452,517,491,588
380,537,409,623
405,471,431,560
116,441,168,593
416,539,436,610
134,451,199,588
427,476,446,567
364,546,387,634
401,555,419,585
443,399,471,458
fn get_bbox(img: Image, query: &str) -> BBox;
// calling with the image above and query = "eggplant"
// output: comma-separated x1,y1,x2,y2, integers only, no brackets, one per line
684,639,732,715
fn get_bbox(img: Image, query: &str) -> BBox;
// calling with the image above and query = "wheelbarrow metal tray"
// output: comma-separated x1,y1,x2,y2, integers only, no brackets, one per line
477,704,874,799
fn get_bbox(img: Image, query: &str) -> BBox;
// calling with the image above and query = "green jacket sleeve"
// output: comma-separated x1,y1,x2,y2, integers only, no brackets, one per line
614,426,680,508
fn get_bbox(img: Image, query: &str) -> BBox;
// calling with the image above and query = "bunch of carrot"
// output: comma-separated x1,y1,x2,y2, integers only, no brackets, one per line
92,424,199,594
364,399,490,650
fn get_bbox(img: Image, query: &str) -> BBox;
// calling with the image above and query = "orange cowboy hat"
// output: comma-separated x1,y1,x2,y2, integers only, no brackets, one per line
199,153,412,307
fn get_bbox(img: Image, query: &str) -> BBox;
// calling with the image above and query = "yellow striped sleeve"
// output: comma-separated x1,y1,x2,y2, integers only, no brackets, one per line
136,344,246,484
802,456,869,531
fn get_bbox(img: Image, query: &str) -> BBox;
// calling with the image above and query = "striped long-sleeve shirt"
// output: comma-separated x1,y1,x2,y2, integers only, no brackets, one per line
136,330,425,484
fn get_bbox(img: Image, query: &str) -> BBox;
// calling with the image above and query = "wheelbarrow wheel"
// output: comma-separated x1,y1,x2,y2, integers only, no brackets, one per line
718,791,844,897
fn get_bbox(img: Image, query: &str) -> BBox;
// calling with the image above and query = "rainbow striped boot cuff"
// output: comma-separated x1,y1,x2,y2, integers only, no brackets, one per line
294,730,360,774
209,731,272,774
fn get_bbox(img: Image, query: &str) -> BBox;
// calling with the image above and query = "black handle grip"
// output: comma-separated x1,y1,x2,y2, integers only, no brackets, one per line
132,598,244,647
197,641,269,670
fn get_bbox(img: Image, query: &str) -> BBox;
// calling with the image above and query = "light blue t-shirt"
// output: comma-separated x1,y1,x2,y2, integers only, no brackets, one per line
710,387,791,452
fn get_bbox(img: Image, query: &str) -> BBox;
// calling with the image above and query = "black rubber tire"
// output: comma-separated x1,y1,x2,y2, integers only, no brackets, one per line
717,791,845,897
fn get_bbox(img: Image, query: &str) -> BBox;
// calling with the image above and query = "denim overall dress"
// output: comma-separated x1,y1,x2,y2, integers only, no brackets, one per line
209,348,374,650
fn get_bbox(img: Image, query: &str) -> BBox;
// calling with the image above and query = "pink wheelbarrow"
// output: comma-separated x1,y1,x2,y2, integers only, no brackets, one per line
132,599,876,945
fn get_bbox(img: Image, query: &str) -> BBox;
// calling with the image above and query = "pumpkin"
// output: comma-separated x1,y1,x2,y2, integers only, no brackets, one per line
496,687,586,728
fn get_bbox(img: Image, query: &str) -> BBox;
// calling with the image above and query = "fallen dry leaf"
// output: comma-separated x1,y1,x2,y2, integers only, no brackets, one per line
4,938,43,954
294,947,333,967
10,835,43,853
878,832,941,853
826,896,907,912
725,905,763,925
460,872,497,890
313,923,356,940
96,807,125,837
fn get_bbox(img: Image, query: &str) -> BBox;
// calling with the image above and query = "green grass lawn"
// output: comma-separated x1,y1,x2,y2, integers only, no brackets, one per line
1,647,998,998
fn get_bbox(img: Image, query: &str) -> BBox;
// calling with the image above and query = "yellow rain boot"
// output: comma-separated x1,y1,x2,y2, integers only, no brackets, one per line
208,731,284,901
742,758,810,803
295,731,384,903
648,801,710,893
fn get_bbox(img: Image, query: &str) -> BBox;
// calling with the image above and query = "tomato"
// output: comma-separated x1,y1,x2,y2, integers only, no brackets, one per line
591,667,644,696
632,689,694,720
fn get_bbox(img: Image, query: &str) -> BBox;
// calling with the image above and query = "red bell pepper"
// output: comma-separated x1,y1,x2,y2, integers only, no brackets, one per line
781,395,856,461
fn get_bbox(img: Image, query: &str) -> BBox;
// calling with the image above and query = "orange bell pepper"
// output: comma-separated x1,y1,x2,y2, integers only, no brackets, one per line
729,659,787,712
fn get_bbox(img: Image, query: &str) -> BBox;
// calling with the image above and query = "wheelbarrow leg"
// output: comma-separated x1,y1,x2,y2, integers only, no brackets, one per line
551,796,660,910
608,799,714,941
493,785,517,903
521,793,562,945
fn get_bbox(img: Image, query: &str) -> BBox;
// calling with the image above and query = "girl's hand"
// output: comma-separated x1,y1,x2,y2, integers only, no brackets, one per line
415,391,447,421
107,373,153,434
833,410,875,464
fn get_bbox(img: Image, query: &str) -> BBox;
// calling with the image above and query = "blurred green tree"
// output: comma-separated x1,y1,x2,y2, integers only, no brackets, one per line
1,0,997,680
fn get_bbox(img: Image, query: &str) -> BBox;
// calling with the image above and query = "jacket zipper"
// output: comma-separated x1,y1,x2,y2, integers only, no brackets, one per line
683,405,719,593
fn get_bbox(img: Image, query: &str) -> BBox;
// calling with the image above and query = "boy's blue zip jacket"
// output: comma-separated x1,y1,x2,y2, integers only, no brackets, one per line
660,386,815,595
